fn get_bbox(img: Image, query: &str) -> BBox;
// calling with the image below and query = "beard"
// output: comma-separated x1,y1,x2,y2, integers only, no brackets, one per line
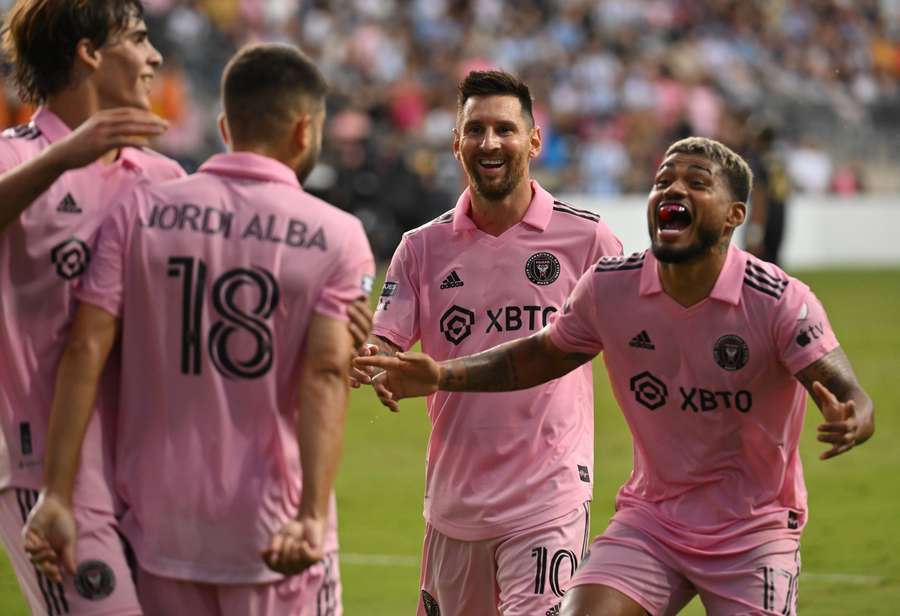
650,221,721,264
466,154,527,201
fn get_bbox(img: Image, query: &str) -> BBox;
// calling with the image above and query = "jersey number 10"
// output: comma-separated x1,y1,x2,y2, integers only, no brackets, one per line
168,256,280,379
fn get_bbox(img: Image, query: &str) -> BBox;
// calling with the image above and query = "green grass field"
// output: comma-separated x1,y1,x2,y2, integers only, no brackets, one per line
2,268,898,615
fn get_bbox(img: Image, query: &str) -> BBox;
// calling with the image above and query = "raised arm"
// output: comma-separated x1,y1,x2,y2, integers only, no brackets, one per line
795,346,874,460
0,109,167,231
23,303,120,581
264,313,353,575
354,328,596,403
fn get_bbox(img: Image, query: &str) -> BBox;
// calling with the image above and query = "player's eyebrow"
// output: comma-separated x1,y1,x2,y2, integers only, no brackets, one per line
688,164,713,175
656,161,713,175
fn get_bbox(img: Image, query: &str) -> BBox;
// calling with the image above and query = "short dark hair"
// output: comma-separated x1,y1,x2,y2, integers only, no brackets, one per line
1,0,144,104
457,70,535,127
222,43,328,146
665,137,754,203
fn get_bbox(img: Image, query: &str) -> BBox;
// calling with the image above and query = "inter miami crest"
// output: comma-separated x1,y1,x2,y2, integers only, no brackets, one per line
525,252,560,285
713,334,749,371
74,560,116,600
421,590,441,616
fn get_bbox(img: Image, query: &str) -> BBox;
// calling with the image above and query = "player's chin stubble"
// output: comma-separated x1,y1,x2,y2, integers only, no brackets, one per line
651,222,722,264
469,156,526,201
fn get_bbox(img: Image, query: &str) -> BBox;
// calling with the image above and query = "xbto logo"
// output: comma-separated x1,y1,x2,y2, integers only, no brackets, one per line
629,371,754,413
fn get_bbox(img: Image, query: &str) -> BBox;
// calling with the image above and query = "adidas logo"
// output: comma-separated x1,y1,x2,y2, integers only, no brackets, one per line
56,193,82,214
440,270,464,289
629,330,655,350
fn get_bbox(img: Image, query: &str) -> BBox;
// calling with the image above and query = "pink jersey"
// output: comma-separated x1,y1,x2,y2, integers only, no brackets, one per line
372,181,621,541
548,245,839,554
0,108,184,512
77,152,375,583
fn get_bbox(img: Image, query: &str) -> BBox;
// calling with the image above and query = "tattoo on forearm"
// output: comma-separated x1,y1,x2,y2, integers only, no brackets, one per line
563,352,593,366
797,347,857,404
440,364,463,390
441,337,540,392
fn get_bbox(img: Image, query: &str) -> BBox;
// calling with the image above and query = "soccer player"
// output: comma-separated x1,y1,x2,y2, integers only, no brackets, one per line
355,70,621,615
0,1,182,613
24,43,374,615
356,137,875,616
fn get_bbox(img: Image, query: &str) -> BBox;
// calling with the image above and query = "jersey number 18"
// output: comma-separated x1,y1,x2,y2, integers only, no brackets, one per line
167,256,280,379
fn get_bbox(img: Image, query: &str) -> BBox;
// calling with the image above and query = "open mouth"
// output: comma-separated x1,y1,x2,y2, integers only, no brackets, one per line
657,202,692,234
479,158,505,171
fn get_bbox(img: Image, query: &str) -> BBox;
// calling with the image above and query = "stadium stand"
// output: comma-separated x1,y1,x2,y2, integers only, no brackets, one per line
2,0,897,256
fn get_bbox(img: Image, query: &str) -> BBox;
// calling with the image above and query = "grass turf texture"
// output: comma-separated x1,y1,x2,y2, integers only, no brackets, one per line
1,268,898,615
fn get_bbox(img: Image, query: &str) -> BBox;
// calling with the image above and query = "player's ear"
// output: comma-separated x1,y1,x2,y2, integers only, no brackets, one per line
727,201,747,228
529,124,542,159
451,127,461,161
217,113,231,147
74,38,102,73
291,113,312,153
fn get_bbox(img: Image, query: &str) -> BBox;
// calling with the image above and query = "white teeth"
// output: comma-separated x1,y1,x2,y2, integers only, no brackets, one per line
480,160,503,165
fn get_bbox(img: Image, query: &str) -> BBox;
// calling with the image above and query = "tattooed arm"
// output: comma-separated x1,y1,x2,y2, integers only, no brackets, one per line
354,330,596,402
795,346,874,460
440,331,594,391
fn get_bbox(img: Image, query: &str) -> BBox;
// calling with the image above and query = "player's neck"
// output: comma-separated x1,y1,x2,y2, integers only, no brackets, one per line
46,85,99,132
657,246,729,308
469,180,533,237
46,88,120,165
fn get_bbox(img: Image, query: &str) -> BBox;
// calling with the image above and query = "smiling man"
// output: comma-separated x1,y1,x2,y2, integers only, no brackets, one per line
355,70,621,615
357,137,875,616
0,1,184,614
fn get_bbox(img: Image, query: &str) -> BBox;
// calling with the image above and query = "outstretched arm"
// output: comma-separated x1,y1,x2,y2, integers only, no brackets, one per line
354,329,596,402
439,330,593,392
795,346,874,460
24,304,119,581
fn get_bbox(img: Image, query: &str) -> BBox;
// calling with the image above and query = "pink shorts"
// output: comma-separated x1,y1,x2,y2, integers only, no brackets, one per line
135,552,341,616
570,520,801,616
419,502,591,616
0,488,141,615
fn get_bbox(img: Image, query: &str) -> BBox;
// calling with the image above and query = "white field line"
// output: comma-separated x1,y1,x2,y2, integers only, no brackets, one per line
342,553,418,567
341,553,888,585
801,573,886,585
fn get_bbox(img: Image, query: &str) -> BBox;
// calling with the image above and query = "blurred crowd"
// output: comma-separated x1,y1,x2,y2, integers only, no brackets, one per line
2,0,899,256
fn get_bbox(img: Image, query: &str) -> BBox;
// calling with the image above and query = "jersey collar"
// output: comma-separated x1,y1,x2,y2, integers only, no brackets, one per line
32,107,72,144
116,146,150,172
451,179,554,233
639,243,745,305
198,152,302,188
